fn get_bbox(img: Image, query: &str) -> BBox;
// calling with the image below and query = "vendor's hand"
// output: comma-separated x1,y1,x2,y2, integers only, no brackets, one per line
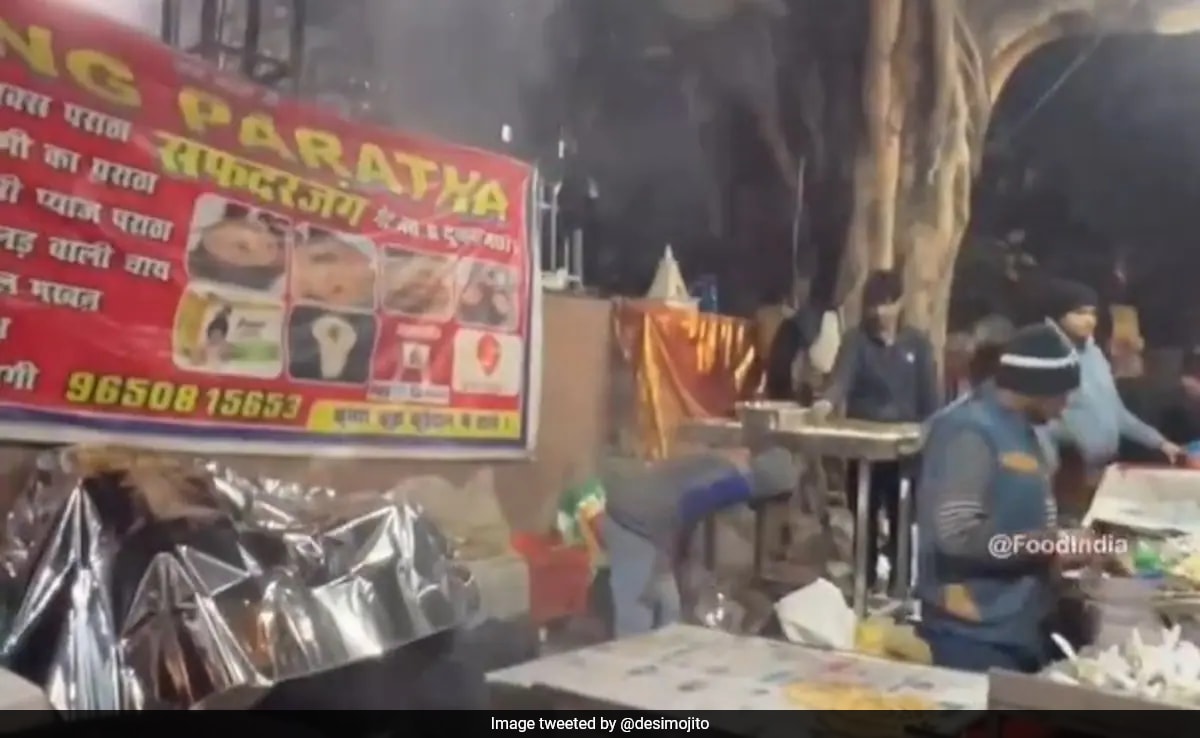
1160,440,1184,465
810,399,834,422
1055,528,1102,566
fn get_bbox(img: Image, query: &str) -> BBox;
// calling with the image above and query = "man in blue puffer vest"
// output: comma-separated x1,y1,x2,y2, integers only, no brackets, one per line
916,324,1101,673
600,448,796,637
1037,278,1180,522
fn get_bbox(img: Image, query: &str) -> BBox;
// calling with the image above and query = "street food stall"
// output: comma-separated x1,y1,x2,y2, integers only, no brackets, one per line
1080,465,1200,644
740,402,921,618
987,465,1200,716
682,408,1200,720
681,401,921,619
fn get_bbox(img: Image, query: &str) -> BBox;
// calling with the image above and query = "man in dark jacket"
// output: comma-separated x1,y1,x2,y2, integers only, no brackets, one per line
812,270,940,589
917,324,1096,673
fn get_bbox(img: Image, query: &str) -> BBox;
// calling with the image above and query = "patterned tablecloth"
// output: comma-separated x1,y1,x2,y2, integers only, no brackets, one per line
488,624,986,711
1084,465,1200,535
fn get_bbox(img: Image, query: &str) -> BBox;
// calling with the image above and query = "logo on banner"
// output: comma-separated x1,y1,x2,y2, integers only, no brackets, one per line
477,333,501,376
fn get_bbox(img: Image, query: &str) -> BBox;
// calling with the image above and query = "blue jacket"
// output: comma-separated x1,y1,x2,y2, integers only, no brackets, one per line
603,455,753,546
921,389,974,444
916,390,1055,659
1039,322,1163,470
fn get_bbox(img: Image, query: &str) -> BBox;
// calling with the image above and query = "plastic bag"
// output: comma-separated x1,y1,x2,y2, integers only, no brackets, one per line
555,478,606,567
680,565,773,635
775,577,856,650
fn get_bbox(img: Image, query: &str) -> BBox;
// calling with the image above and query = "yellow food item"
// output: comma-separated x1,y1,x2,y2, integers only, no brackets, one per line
784,682,935,711
854,618,933,665
1172,553,1200,583
789,683,934,738
854,620,888,657
884,624,934,665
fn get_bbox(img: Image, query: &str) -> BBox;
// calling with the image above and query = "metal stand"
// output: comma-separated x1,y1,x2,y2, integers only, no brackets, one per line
894,475,914,600
849,461,915,619
756,415,921,620
678,410,922,618
160,0,308,91
852,457,872,618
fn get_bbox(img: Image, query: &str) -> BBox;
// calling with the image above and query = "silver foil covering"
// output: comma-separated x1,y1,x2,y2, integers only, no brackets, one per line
0,449,480,711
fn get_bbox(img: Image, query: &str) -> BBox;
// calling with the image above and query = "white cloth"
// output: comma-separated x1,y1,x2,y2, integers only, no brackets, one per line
807,309,842,375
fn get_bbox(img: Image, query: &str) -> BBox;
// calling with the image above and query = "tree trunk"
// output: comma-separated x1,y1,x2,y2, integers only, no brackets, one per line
829,0,1200,356
654,0,1200,344
833,0,983,355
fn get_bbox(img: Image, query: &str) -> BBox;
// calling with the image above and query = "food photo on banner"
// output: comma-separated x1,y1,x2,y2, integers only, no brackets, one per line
0,0,541,459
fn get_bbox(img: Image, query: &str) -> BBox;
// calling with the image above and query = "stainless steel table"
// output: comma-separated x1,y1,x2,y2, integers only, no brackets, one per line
678,407,922,619
739,403,922,620
675,417,745,448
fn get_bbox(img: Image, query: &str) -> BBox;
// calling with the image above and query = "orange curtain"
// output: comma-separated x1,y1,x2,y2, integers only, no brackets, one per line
612,299,759,459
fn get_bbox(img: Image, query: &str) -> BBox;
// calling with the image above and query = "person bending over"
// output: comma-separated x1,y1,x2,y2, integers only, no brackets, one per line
600,448,796,637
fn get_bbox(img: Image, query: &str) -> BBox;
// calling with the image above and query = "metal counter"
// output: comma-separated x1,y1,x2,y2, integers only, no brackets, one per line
677,405,922,619
738,403,922,619
675,417,746,448
989,670,1190,729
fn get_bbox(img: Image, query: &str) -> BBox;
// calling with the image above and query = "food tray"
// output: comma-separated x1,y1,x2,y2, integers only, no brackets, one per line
735,401,811,448
733,401,921,460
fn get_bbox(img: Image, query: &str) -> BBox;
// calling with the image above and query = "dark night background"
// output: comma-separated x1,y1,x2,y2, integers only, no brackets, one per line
969,35,1200,348
101,1,1200,346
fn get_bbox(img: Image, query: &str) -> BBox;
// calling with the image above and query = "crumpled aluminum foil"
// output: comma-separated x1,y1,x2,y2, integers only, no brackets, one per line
0,448,479,711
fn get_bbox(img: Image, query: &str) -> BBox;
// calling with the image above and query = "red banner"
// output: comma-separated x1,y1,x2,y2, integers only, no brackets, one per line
0,1,539,458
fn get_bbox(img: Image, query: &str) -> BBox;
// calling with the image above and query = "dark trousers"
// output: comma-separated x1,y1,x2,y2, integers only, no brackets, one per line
846,460,901,589
920,625,1048,674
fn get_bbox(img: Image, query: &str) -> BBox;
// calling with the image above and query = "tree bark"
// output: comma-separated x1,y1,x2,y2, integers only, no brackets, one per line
831,0,1200,356
650,0,1200,343
835,0,983,350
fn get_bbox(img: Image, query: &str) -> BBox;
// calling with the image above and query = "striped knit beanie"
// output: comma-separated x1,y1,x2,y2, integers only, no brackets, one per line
995,324,1080,397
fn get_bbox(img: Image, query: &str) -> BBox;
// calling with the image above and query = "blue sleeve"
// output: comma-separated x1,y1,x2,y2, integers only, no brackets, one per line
1094,348,1164,449
1119,404,1166,449
679,473,754,527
